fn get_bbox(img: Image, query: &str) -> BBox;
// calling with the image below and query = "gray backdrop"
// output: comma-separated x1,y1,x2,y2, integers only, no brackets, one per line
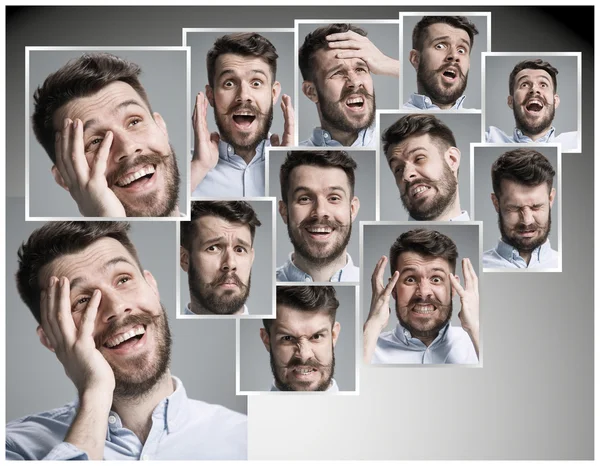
484,54,579,137
267,148,377,272
379,111,480,220
179,199,275,316
297,22,400,144
473,145,559,254
401,14,489,109
186,30,294,146
6,5,593,461
28,49,189,218
361,222,481,333
238,285,356,392
6,198,246,421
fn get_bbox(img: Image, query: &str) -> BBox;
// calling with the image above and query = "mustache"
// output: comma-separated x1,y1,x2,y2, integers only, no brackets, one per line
407,296,447,308
436,63,466,80
227,103,266,117
285,357,331,371
95,313,160,348
338,86,374,103
298,217,345,230
210,272,246,288
403,177,436,193
107,153,169,187
516,222,542,231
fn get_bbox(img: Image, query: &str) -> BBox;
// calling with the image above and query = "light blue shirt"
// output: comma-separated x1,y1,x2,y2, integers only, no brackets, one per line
483,238,559,270
402,93,468,110
181,303,249,316
300,124,376,147
269,378,340,392
6,377,247,460
485,126,579,151
408,210,470,222
372,322,478,364
191,139,268,198
276,253,359,283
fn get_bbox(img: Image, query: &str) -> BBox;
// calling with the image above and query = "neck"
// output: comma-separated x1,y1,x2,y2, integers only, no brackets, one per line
292,251,348,282
111,371,174,444
435,194,463,221
320,121,360,147
189,301,244,315
519,125,552,142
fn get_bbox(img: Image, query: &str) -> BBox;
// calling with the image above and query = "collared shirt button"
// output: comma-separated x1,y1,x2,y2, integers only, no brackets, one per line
228,146,233,153
324,132,329,139
305,277,311,282
108,415,117,424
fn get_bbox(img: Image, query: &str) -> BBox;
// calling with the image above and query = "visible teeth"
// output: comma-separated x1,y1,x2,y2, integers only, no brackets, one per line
346,97,364,105
295,368,315,374
414,305,435,313
412,186,429,196
106,325,145,348
234,111,254,116
116,166,155,187
308,227,332,233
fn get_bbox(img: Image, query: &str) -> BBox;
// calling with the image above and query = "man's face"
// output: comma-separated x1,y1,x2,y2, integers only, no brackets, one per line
53,81,180,217
508,68,559,136
412,23,471,106
393,252,454,338
183,215,254,315
307,48,375,133
261,306,339,391
492,179,555,253
38,237,171,398
279,165,359,266
208,54,280,154
387,134,459,221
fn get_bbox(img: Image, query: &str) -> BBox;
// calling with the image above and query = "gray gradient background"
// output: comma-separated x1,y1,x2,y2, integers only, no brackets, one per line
6,198,246,421
238,285,356,392
401,14,488,109
473,145,559,254
361,223,481,333
186,30,294,145
27,49,189,218
484,54,579,137
267,148,376,273
179,199,274,316
297,22,400,144
6,5,593,461
379,111,480,221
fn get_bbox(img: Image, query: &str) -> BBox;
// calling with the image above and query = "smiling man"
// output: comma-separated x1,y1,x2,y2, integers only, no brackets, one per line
363,228,479,364
299,23,399,147
191,32,294,197
276,150,360,282
483,148,558,269
32,53,181,217
382,114,469,221
180,201,260,315
403,16,479,110
485,59,578,150
8,222,246,460
260,286,341,391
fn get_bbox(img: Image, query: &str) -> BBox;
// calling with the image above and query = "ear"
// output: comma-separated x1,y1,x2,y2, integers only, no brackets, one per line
350,196,360,222
51,165,69,192
36,325,55,352
491,193,500,213
152,112,168,137
444,147,461,175
332,321,341,347
302,81,319,103
271,80,282,105
507,95,514,110
451,275,459,297
408,49,419,71
143,270,160,300
549,187,556,207
205,85,215,107
553,93,560,110
180,246,189,273
278,199,289,225
391,284,397,301
259,327,271,352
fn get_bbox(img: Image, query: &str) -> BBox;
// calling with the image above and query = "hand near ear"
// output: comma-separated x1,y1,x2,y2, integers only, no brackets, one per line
191,92,220,193
270,94,295,147
449,258,480,358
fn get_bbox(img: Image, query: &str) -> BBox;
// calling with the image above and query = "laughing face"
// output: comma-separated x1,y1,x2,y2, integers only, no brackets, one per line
38,237,171,398
509,68,559,138
260,306,340,391
53,81,180,217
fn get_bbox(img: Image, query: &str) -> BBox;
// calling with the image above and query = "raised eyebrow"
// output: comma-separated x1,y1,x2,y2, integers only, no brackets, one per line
201,236,252,249
69,256,134,290
82,100,145,132
218,69,268,80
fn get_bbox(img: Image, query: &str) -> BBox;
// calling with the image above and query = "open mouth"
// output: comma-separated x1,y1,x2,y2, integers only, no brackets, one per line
345,96,365,109
116,164,156,189
442,68,457,80
104,324,146,350
291,366,318,378
525,99,544,113
305,225,334,240
232,111,256,129
410,184,432,199
412,304,436,315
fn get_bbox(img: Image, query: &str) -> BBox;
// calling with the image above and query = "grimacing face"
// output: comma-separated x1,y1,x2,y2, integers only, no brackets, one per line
492,179,555,254
393,252,455,339
304,48,375,134
279,165,360,266
387,133,459,221
181,215,255,315
37,237,171,398
260,306,340,391
410,23,471,107
207,54,280,155
52,81,180,217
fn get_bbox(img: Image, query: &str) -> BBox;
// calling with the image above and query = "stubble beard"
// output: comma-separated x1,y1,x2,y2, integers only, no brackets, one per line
417,60,468,107
498,208,551,253
270,342,335,392
397,298,453,340
316,86,376,135
215,103,273,156
513,99,556,137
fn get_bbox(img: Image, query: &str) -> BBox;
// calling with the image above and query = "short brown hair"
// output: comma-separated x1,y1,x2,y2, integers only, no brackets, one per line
32,52,153,164
206,32,278,88
491,148,556,197
382,113,457,156
264,286,339,334
298,23,368,81
389,228,458,274
509,59,559,95
180,201,262,251
412,16,479,52
16,222,143,324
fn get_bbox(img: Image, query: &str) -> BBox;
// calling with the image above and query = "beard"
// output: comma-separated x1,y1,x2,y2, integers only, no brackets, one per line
287,215,352,267
188,260,251,315
270,342,335,392
397,297,453,340
96,305,172,399
107,148,180,217
215,102,272,155
316,86,375,134
400,162,458,221
513,97,556,136
499,209,551,253
417,60,468,107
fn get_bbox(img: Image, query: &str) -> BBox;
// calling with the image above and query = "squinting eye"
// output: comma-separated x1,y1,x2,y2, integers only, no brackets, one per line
90,138,102,146
129,118,141,127
117,276,130,285
281,336,293,342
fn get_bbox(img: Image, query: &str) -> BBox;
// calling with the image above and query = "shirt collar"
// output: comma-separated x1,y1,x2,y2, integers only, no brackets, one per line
513,126,556,143
218,138,269,164
270,378,339,392
310,125,375,147
408,93,466,110
282,252,355,282
495,238,552,264
393,321,451,347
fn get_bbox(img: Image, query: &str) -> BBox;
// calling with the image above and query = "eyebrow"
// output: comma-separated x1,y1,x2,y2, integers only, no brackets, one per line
218,68,269,80
389,146,428,164
400,266,448,274
69,256,135,290
292,185,348,196
516,74,551,84
325,59,368,75
275,326,331,337
82,99,145,132
429,35,470,48
201,236,252,250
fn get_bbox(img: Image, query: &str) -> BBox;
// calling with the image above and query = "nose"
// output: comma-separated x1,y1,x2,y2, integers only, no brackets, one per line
110,130,144,164
221,247,238,272
345,69,364,90
295,339,315,362
311,197,330,219
415,279,433,299
236,81,254,104
520,207,535,225
528,83,542,95
98,288,132,324
445,45,461,63
402,162,418,183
